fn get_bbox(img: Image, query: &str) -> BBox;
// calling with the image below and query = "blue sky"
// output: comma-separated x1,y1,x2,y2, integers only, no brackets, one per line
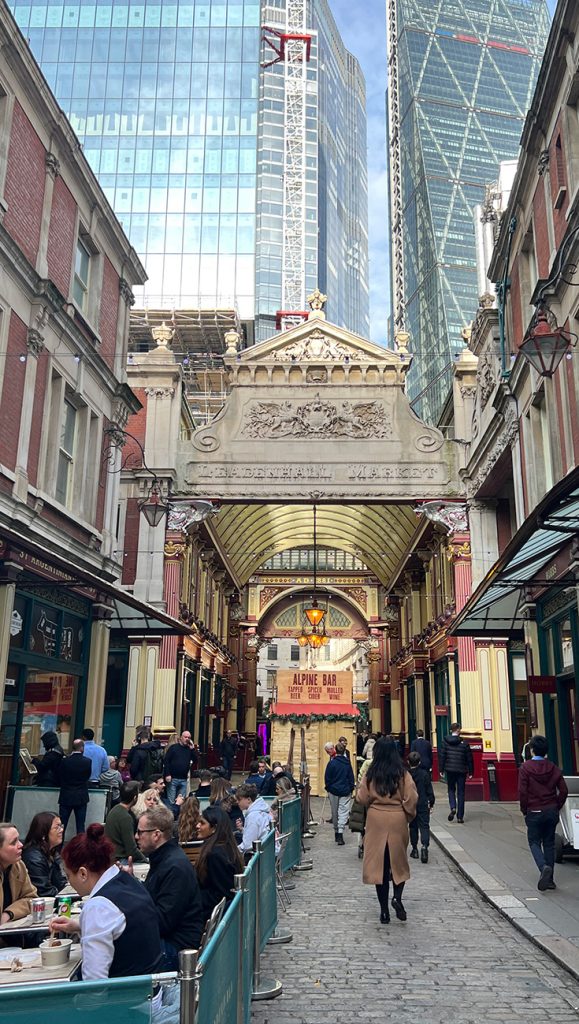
329,0,557,343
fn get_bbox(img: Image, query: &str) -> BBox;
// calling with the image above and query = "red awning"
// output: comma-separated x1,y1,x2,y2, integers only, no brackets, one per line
272,703,359,716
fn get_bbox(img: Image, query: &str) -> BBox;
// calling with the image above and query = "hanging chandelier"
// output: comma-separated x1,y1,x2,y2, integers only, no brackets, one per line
298,505,330,649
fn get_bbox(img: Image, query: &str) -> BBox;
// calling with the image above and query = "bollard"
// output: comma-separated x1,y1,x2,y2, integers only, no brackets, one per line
251,839,283,1001
179,948,200,1024
233,873,247,1024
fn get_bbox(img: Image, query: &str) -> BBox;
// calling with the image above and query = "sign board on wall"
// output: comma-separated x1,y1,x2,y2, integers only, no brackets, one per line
276,670,353,705
434,705,449,717
528,676,557,694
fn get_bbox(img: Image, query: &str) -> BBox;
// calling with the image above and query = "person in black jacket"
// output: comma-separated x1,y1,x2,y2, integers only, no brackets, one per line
58,739,92,834
33,731,64,787
196,806,244,920
438,724,473,824
127,728,164,788
410,730,433,771
22,811,67,896
219,731,238,780
407,753,435,862
137,804,205,970
324,742,355,845
163,730,198,802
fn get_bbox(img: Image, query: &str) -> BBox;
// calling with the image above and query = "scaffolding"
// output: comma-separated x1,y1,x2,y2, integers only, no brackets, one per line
129,307,240,427
262,0,312,332
386,0,405,333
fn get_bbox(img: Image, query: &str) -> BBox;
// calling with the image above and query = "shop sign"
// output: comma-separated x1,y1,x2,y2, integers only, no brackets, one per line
276,669,353,705
434,705,449,716
528,675,557,694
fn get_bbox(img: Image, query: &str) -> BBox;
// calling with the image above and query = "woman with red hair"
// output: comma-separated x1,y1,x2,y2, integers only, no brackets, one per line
50,823,162,982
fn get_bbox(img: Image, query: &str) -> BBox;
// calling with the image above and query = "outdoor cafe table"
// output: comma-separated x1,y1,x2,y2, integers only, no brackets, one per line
0,914,52,936
0,947,81,986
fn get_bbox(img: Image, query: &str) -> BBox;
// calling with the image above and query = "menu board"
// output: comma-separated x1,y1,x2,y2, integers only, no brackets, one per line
276,670,353,705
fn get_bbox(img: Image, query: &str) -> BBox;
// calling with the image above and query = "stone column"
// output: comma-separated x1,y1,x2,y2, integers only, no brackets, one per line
468,499,499,590
367,648,382,733
155,535,186,733
448,532,481,733
244,648,258,734
13,326,46,502
36,152,60,279
84,603,113,741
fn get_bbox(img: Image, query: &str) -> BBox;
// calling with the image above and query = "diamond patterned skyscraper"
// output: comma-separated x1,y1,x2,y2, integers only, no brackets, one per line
387,0,550,422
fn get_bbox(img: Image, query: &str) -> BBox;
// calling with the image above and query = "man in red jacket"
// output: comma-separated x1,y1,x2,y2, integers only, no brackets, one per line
518,734,568,891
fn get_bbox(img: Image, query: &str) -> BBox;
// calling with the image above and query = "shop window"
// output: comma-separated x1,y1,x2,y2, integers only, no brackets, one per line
21,671,77,756
55,398,77,507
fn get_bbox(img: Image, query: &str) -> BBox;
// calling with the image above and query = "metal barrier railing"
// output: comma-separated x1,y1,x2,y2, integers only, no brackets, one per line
0,803,307,1022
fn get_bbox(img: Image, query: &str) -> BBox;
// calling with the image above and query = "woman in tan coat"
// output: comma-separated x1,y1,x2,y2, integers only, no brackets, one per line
357,737,418,924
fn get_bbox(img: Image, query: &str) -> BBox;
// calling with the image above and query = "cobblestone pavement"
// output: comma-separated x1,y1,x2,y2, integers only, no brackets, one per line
252,808,579,1024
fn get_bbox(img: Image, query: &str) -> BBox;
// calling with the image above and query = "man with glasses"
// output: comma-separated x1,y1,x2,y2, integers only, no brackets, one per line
136,805,204,970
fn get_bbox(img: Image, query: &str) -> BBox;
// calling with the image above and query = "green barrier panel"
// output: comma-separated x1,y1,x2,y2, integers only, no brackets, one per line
259,829,278,951
197,891,241,1024
280,796,302,871
242,854,258,1023
0,974,155,1022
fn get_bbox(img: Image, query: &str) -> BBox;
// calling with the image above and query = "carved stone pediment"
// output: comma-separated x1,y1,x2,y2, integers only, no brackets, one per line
272,329,372,363
241,396,392,439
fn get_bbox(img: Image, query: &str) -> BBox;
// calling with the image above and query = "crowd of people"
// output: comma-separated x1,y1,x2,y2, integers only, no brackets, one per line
325,724,567,924
0,724,301,995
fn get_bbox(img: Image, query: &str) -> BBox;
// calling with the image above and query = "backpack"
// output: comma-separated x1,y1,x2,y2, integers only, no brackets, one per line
144,746,164,785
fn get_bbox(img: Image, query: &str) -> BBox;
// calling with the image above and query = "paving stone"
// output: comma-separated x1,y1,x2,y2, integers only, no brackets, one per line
252,801,579,1024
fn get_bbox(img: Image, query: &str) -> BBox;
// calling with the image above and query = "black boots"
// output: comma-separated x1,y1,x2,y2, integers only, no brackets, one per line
376,884,390,923
410,846,419,859
421,846,429,863
336,833,345,846
391,882,407,922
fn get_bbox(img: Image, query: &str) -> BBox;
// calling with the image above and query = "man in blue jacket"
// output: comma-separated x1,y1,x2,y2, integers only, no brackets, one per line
324,741,355,845
410,729,433,771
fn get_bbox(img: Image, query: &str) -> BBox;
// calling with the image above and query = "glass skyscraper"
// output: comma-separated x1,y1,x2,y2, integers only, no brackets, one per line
11,0,368,340
387,0,549,422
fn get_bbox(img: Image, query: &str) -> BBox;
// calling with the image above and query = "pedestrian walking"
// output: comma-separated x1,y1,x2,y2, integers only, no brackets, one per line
407,752,435,862
438,724,473,823
219,730,238,780
58,739,92,834
410,729,433,771
357,737,418,923
518,734,568,891
324,741,355,845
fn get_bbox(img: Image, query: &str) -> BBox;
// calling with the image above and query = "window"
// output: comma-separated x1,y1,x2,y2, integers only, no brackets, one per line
55,399,76,506
267,644,278,660
290,644,300,661
73,237,90,310
266,669,277,689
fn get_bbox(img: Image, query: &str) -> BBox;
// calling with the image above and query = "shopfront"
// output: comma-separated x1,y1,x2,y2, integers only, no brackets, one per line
1,584,90,799
537,590,579,775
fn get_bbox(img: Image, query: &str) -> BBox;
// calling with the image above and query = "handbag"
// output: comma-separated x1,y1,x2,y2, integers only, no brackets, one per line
348,798,367,833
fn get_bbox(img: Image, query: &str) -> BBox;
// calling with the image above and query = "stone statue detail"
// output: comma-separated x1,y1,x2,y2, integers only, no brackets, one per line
242,396,392,439
273,330,370,362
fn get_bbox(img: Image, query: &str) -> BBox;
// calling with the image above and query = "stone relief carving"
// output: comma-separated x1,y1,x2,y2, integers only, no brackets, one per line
272,330,371,363
468,413,519,496
477,347,496,410
306,366,328,384
145,386,175,399
343,587,368,611
168,501,215,531
241,396,392,439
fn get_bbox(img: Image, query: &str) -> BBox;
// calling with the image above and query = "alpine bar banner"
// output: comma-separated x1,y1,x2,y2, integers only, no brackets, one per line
276,670,353,705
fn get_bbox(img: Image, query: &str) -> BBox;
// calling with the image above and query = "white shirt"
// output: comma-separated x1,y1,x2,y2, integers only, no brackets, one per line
80,865,126,980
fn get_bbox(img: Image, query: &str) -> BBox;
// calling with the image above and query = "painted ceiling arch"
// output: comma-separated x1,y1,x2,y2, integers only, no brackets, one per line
208,503,418,585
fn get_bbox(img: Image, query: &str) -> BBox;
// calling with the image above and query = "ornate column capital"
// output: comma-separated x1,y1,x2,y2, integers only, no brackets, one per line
119,278,135,307
45,152,60,179
26,328,45,356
